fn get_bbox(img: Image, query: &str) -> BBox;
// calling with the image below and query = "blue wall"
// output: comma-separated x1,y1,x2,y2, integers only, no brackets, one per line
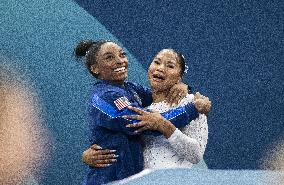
0,0,283,184
74,0,284,169
0,0,147,184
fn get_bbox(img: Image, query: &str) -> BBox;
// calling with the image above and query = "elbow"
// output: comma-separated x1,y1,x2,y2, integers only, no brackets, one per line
183,145,204,164
189,151,203,164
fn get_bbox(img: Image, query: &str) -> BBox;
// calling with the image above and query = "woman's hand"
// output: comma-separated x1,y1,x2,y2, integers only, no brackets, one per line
166,82,188,107
82,144,118,168
194,92,212,116
123,106,176,138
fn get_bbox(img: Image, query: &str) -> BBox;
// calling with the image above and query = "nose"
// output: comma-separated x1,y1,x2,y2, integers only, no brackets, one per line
115,57,124,65
157,64,165,72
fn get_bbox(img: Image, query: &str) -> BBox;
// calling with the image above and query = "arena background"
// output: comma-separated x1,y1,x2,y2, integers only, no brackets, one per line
0,0,283,184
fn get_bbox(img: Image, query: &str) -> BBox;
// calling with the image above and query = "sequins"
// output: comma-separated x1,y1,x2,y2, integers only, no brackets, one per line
143,94,208,169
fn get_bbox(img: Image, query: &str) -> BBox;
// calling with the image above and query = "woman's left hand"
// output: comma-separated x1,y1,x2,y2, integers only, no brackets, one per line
166,82,188,107
123,106,176,138
194,92,212,116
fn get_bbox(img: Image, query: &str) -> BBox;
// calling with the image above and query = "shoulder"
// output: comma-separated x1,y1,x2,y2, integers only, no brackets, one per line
91,83,127,104
177,93,194,107
125,81,138,88
125,81,147,93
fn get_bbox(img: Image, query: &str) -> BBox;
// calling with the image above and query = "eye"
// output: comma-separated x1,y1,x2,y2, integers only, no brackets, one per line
154,60,160,64
105,55,114,60
167,65,175,69
120,52,127,58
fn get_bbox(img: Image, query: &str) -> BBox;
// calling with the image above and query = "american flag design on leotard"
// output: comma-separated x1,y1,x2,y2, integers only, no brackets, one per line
114,97,131,110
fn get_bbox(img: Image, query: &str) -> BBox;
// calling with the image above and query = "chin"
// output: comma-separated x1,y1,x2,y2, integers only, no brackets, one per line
151,84,167,91
120,74,128,81
113,76,127,84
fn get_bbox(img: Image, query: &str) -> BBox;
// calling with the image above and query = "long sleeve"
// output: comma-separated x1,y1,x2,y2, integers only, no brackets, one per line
127,82,153,107
91,92,199,136
167,114,208,164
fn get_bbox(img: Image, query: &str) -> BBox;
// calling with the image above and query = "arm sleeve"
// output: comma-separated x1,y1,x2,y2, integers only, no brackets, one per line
160,103,199,128
91,91,199,136
129,83,153,107
167,114,208,164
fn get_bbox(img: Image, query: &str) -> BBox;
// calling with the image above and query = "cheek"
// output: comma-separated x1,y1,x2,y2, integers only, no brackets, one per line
124,59,129,65
98,64,113,77
167,73,180,84
148,65,155,75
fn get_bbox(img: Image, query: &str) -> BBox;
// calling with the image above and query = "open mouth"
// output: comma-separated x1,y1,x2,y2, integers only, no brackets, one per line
152,73,165,82
113,67,126,73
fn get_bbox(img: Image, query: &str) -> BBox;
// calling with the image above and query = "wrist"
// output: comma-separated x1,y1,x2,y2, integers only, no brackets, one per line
159,120,176,139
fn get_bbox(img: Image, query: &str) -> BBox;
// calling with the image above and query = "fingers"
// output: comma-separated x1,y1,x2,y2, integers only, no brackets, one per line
194,92,202,100
83,148,118,168
126,122,145,128
169,90,181,106
195,92,209,100
95,159,117,164
167,84,188,106
96,149,116,155
135,126,149,133
126,121,149,133
90,144,102,150
93,164,112,168
194,99,212,115
93,154,118,160
167,87,176,105
127,106,147,115
122,114,142,120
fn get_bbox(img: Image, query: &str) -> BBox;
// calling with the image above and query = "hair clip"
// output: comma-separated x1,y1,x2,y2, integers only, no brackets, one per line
184,64,189,74
86,49,90,56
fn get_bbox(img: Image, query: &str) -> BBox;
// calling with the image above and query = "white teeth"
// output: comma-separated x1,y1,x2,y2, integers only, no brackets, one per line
153,77,163,82
114,67,125,72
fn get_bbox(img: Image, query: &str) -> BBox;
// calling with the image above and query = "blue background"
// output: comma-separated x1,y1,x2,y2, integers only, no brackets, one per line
0,0,283,184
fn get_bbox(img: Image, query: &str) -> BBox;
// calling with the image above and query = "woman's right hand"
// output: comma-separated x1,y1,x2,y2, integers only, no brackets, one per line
123,106,176,138
82,144,118,168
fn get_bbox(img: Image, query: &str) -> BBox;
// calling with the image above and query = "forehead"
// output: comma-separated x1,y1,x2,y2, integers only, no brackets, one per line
156,50,178,61
99,42,122,54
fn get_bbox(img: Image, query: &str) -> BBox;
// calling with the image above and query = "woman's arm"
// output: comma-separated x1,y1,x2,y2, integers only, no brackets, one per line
167,114,208,164
82,115,208,167
123,94,211,136
92,92,200,136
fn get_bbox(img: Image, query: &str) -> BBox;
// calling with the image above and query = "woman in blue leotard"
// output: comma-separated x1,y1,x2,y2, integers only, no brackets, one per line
75,40,210,184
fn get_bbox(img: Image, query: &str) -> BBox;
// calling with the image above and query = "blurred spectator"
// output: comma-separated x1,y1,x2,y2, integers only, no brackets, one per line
0,64,49,185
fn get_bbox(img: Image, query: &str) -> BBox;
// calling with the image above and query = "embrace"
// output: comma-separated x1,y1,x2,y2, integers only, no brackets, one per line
75,40,212,185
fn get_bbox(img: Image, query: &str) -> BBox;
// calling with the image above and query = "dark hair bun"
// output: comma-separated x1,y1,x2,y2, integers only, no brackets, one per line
75,40,94,57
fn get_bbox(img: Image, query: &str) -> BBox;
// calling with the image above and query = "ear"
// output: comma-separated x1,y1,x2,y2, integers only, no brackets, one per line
90,65,99,75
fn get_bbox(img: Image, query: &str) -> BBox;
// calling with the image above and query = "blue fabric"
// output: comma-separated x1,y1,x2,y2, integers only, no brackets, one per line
91,92,198,125
86,80,199,185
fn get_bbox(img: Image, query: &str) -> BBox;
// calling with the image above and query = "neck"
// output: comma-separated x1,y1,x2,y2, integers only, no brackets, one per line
112,80,124,86
151,88,169,103
99,79,125,86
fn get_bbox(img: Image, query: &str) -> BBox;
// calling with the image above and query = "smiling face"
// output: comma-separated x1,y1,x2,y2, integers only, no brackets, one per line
148,49,182,91
91,42,128,85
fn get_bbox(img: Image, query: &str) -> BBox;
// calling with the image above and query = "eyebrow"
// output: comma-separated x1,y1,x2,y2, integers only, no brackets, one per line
167,60,177,65
103,52,113,56
103,49,124,56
